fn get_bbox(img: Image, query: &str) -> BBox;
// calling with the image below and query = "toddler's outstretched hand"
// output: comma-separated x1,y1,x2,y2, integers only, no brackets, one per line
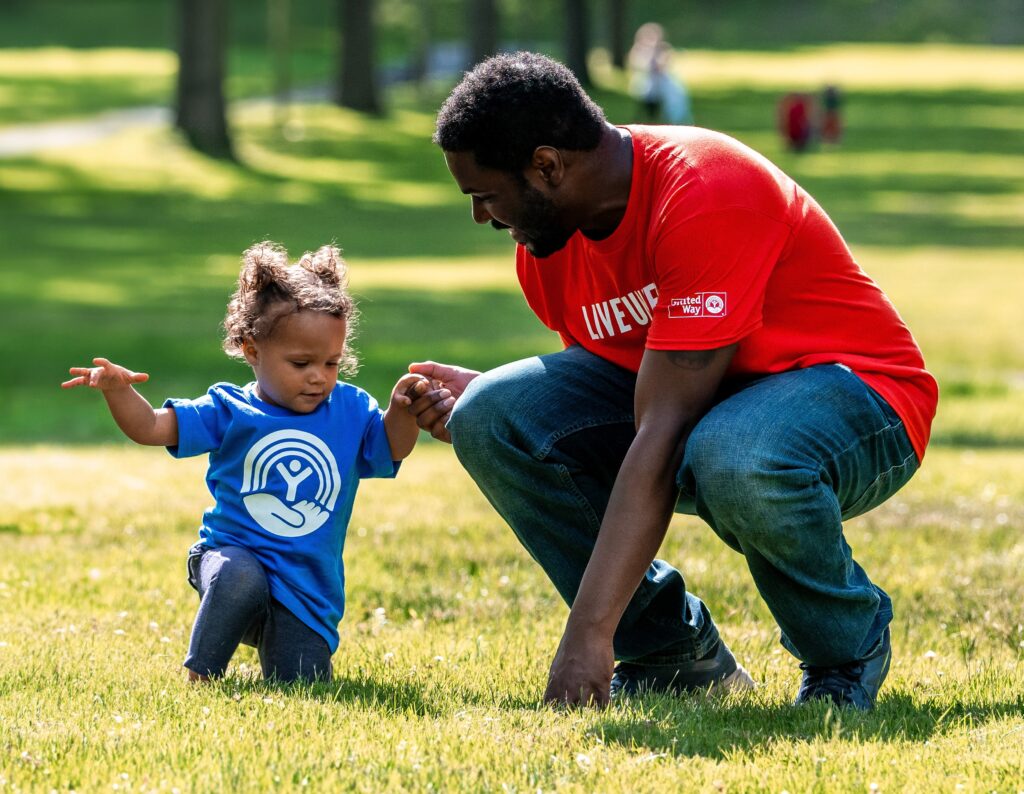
62,357,150,392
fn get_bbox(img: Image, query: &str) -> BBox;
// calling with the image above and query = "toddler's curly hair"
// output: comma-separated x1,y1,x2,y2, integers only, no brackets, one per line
223,241,359,375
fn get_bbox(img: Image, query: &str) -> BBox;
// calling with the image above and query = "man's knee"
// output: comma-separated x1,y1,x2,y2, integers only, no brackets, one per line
682,421,814,523
448,366,525,455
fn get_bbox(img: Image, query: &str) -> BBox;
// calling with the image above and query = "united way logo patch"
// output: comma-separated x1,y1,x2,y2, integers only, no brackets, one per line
668,292,727,319
240,430,340,537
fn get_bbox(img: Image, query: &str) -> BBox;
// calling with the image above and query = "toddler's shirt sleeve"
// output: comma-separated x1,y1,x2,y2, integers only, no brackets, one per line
356,395,399,480
163,388,231,458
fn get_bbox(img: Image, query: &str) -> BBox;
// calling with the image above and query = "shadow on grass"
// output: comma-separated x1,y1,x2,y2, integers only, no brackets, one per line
216,672,506,717
591,691,1024,758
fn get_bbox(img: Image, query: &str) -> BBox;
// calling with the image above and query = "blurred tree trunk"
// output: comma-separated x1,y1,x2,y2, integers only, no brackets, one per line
607,0,626,69
268,0,291,130
175,0,233,159
468,0,500,67
410,0,433,90
564,0,592,86
334,0,382,114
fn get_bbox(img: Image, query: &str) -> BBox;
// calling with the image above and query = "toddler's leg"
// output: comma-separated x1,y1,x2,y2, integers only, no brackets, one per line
258,600,333,683
184,546,270,679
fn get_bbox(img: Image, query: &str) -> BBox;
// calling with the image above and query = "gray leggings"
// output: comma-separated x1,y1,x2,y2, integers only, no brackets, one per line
185,544,333,682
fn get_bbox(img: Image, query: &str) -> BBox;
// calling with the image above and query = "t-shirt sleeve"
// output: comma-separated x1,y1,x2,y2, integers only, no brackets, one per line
356,400,400,480
646,207,791,350
163,390,229,458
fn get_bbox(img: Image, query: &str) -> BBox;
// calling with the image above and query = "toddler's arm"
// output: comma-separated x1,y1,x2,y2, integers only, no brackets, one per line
62,357,178,447
384,374,450,460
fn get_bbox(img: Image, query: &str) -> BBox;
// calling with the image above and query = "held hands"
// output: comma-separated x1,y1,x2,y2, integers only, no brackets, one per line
61,357,149,392
405,361,480,443
543,622,615,708
390,373,452,417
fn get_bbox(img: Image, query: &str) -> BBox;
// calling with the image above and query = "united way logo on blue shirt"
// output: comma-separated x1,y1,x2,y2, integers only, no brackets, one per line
240,430,341,537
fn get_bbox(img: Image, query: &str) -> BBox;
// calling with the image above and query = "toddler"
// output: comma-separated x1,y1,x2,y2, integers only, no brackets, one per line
63,242,449,683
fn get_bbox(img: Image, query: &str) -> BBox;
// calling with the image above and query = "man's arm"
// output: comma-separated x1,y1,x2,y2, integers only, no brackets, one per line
543,343,737,706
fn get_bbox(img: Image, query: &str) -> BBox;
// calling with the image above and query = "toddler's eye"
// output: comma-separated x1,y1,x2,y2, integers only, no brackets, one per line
290,361,308,368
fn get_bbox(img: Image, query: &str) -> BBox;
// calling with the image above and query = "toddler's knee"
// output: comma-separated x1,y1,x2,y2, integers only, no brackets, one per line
206,549,269,608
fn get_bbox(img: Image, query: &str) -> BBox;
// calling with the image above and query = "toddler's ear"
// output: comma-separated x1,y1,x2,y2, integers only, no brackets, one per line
241,338,259,365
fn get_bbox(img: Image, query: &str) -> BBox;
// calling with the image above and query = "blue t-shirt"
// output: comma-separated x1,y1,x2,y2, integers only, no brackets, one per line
165,381,397,652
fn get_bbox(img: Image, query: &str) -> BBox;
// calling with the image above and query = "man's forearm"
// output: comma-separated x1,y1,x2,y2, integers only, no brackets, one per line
566,428,685,638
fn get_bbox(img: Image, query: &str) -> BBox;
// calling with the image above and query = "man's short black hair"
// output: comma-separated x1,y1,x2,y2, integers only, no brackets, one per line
434,51,607,173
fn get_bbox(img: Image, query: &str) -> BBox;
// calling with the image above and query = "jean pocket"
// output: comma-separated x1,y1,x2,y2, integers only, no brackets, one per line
185,542,209,592
842,451,918,520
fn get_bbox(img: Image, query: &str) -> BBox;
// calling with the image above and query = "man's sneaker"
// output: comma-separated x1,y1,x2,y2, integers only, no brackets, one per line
609,638,755,698
794,627,891,710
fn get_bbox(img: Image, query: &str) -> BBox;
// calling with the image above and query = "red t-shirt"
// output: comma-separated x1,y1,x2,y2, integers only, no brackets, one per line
516,126,938,461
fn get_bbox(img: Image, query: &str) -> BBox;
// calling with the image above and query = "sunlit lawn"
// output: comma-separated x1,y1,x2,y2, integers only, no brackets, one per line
1,444,1023,791
1,43,1023,791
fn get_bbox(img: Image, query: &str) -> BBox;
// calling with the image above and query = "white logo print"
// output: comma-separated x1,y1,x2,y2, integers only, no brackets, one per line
668,292,728,319
241,430,340,537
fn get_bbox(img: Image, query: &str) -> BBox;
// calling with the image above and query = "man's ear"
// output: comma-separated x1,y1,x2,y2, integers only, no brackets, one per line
531,146,565,187
241,338,259,366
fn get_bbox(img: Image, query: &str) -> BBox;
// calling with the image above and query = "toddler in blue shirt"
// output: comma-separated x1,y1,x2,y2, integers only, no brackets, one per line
63,241,451,682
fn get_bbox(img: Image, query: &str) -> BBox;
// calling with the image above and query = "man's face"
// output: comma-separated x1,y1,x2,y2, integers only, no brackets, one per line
443,150,575,258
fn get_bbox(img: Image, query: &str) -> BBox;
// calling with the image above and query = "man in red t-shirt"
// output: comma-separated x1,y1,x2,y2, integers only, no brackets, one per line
409,53,937,710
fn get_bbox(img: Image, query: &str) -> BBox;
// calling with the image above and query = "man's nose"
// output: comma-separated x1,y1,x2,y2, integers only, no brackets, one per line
471,197,491,225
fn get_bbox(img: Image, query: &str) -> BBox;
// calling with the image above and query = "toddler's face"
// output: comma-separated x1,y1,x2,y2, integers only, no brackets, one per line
243,310,347,413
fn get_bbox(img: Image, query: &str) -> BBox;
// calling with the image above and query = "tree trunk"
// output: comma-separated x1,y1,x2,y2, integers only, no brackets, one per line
334,0,382,114
468,0,500,67
564,0,591,87
607,0,627,69
268,0,292,130
175,0,233,159
410,0,433,90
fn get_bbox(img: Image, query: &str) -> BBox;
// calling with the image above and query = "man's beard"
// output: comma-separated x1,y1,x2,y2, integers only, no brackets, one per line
492,182,575,258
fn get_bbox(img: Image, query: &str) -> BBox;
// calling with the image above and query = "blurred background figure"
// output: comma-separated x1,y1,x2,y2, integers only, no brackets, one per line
628,22,693,125
778,91,815,152
821,84,843,143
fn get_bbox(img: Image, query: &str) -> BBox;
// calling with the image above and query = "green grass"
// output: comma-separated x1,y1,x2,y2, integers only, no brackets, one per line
1,445,1023,791
1,43,1023,790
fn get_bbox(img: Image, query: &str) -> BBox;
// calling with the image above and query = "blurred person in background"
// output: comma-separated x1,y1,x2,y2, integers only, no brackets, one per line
628,22,693,125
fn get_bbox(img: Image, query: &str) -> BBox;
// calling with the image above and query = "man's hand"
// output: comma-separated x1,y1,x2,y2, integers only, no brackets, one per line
543,623,615,708
391,373,440,409
62,357,149,392
384,373,449,460
406,361,480,443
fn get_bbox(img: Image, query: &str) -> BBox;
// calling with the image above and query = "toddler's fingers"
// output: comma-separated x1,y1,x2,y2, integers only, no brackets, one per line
401,374,430,400
128,371,150,383
92,357,112,368
60,376,86,389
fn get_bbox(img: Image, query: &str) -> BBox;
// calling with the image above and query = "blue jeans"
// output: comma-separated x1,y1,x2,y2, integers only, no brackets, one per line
184,544,332,682
447,346,919,667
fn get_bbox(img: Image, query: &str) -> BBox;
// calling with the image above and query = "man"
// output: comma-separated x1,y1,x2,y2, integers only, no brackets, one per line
409,52,937,709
